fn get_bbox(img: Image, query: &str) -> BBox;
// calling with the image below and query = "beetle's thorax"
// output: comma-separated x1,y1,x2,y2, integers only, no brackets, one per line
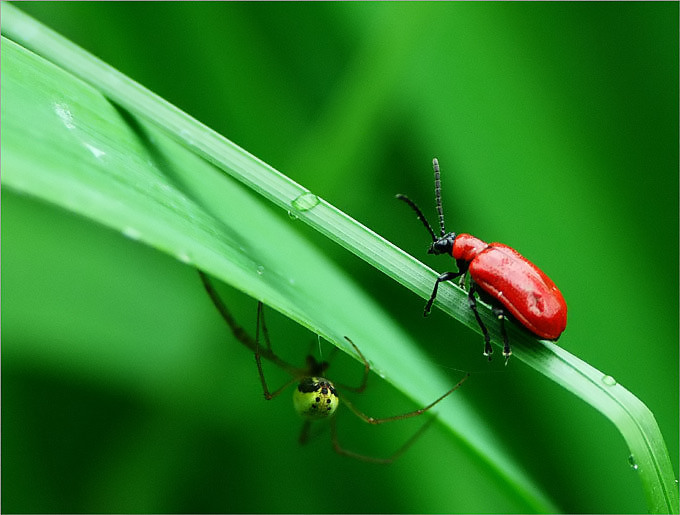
451,233,488,262
428,232,457,255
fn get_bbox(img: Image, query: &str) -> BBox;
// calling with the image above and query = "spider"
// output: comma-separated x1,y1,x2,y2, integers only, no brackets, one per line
199,271,469,463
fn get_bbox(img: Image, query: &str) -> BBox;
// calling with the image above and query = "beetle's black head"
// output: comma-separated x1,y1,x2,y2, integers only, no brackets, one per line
428,232,456,255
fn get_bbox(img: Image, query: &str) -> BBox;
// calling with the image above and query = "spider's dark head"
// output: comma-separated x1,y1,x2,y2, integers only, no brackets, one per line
305,355,330,377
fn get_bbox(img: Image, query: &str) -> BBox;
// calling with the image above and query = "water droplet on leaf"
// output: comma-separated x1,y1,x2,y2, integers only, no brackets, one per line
291,192,320,212
601,375,617,386
122,226,141,241
176,251,192,264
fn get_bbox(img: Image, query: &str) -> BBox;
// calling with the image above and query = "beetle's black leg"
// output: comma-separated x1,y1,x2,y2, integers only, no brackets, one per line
455,258,468,289
492,305,511,363
467,284,493,360
424,271,465,316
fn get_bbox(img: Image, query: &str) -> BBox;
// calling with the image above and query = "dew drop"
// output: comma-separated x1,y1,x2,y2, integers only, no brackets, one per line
628,455,639,471
256,265,265,276
291,192,320,212
122,226,142,241
176,251,192,264
53,102,75,129
83,142,106,159
178,128,195,145
601,375,617,386
287,210,298,221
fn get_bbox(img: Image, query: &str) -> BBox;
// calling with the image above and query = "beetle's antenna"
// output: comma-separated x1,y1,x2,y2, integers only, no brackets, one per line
433,158,446,237
396,194,437,242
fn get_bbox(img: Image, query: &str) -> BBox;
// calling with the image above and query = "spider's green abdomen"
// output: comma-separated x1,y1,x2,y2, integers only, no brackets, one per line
293,377,339,419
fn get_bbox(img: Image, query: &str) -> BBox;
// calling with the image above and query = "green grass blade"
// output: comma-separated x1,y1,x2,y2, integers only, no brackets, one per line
3,4,677,513
1,21,555,515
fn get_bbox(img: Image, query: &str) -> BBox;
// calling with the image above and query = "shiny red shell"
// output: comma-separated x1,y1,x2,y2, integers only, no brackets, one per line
452,233,567,340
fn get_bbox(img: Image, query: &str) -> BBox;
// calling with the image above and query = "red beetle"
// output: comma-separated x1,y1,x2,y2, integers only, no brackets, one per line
397,158,567,360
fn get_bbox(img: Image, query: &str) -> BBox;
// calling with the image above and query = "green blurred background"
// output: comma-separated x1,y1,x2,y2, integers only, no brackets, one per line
3,2,678,513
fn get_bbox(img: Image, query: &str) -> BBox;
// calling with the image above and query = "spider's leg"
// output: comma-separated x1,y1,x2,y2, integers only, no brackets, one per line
198,271,300,375
330,413,438,464
340,373,469,425
198,270,251,346
254,302,297,400
328,373,468,463
332,337,369,393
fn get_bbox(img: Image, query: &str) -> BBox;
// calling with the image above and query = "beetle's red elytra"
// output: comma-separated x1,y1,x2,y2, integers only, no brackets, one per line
397,158,567,361
456,235,567,340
